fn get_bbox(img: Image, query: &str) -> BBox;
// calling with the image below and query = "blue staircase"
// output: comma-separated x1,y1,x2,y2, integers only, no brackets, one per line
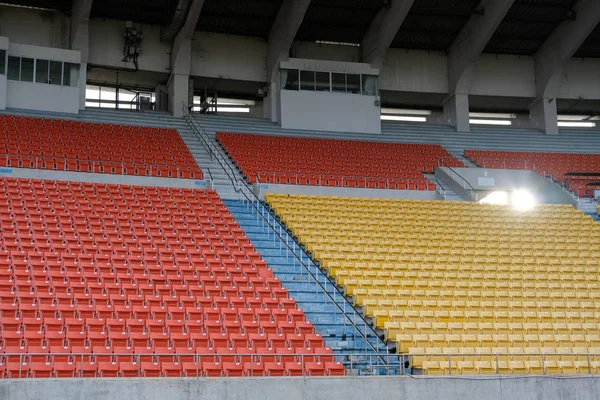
224,199,389,356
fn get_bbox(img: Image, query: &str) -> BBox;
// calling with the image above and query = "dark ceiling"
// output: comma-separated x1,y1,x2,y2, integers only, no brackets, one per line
392,0,480,51
483,0,578,55
196,0,282,39
1,0,599,57
295,0,387,44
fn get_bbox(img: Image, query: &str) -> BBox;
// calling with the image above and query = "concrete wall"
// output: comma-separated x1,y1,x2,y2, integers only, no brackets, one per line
0,167,211,190
435,167,577,206
291,41,361,63
0,5,70,49
6,81,79,114
88,19,170,73
255,183,441,201
3,376,600,400
280,90,381,134
191,32,267,82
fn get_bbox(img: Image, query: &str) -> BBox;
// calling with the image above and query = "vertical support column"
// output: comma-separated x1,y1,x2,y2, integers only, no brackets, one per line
169,37,193,117
529,98,558,136
443,94,470,133
70,0,94,111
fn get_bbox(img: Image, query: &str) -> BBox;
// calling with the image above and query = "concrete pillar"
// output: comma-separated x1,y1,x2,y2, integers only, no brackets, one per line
70,0,93,112
443,94,470,133
78,63,87,110
529,98,558,135
169,37,192,118
168,74,192,118
263,81,279,123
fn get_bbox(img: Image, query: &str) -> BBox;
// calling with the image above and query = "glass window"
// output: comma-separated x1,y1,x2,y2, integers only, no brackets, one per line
362,74,379,96
36,59,49,83
346,74,360,94
63,63,80,87
0,50,5,75
316,72,330,92
331,73,346,93
7,56,20,81
300,70,315,91
20,58,34,82
49,61,62,85
280,69,299,90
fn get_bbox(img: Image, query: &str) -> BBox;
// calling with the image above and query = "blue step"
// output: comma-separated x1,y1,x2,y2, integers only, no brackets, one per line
224,199,388,354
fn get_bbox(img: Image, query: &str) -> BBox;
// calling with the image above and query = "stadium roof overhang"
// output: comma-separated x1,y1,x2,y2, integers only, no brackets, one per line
2,0,599,57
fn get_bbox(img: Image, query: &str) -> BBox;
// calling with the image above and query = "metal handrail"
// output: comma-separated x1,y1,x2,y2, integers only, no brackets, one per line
468,157,581,200
437,157,478,201
181,104,388,360
0,153,199,179
3,351,599,378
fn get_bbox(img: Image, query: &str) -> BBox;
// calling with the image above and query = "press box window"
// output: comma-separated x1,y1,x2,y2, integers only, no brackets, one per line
36,59,50,83
0,50,6,75
362,75,379,96
315,72,330,92
280,69,299,90
49,61,62,85
331,73,346,93
346,74,361,94
300,70,315,91
20,58,34,82
7,56,20,81
63,63,80,87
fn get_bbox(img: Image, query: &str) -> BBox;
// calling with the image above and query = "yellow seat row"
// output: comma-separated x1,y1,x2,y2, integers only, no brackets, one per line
266,194,600,374
395,333,600,352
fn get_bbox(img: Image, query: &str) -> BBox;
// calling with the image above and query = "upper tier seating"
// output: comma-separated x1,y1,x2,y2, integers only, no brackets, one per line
465,150,600,197
266,194,600,375
0,115,202,179
217,132,463,190
0,178,341,378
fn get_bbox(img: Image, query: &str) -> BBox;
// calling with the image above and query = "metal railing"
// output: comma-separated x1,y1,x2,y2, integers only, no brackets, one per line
255,171,432,190
3,351,600,378
182,104,389,359
468,157,581,200
0,154,200,179
437,158,478,201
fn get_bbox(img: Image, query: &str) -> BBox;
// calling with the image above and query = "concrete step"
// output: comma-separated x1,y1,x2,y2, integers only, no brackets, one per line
225,199,389,354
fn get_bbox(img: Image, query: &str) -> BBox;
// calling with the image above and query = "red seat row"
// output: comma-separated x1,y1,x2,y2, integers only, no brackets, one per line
217,132,462,190
1,359,344,378
0,115,202,179
0,177,335,378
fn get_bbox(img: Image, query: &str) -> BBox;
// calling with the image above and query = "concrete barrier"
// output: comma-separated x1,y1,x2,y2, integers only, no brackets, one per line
2,375,600,400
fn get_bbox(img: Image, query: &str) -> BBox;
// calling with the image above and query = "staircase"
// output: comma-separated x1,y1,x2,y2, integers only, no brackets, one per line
224,199,389,357
423,174,464,201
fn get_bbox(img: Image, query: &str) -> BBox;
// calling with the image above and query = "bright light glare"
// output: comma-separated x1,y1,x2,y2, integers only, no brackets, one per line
381,115,427,122
381,108,432,116
470,112,517,119
557,115,590,121
511,190,536,211
479,191,508,205
470,119,512,126
557,121,596,128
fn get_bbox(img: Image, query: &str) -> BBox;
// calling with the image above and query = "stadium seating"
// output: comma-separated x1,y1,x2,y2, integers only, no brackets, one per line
0,115,202,179
0,177,339,378
465,150,600,197
217,132,463,190
266,193,600,375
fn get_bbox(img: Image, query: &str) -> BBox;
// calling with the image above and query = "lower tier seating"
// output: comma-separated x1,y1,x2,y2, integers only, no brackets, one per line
217,132,463,190
0,115,202,179
465,149,600,197
266,194,600,375
0,178,342,378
